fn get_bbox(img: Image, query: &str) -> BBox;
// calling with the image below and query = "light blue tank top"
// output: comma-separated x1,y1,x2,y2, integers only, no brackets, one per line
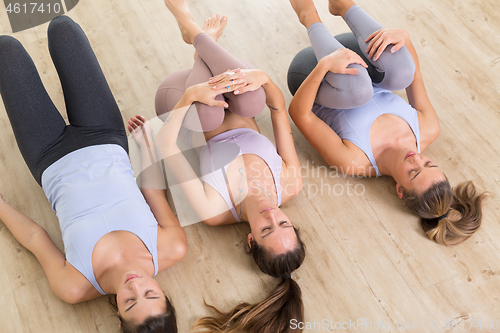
42,144,159,295
199,128,283,222
312,86,421,176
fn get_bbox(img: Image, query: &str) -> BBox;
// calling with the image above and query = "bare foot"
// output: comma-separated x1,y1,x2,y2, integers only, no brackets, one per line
289,0,321,29
203,14,228,42
164,0,200,44
193,14,228,59
328,0,356,18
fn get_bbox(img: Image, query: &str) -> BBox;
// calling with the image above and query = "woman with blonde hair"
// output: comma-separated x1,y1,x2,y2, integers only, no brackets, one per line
287,0,485,246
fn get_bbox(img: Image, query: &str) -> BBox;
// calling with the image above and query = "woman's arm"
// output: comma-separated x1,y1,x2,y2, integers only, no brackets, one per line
403,35,440,148
366,29,440,148
0,197,100,304
233,70,303,197
288,49,368,171
128,116,187,265
154,78,245,223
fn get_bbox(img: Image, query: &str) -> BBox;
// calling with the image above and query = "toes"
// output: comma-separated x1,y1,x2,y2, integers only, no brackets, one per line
220,15,228,27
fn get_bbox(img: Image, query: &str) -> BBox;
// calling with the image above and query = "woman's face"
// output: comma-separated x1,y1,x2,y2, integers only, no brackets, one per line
115,274,166,325
394,151,446,197
248,207,298,254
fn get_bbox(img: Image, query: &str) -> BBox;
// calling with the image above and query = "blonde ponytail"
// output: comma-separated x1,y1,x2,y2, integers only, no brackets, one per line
403,180,486,246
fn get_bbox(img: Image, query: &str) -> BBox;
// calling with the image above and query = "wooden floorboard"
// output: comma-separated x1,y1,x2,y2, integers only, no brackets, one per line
0,0,499,331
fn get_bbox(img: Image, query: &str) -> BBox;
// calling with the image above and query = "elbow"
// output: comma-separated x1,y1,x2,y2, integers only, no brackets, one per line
284,177,303,199
294,177,304,197
202,216,222,227
59,286,85,305
433,122,441,139
427,122,440,142
172,239,188,262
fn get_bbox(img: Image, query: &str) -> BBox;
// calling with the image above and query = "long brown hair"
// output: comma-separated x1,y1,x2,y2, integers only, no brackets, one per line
191,228,306,332
109,294,177,333
403,180,486,246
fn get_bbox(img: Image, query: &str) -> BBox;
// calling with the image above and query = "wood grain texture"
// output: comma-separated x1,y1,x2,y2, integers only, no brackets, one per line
0,0,499,332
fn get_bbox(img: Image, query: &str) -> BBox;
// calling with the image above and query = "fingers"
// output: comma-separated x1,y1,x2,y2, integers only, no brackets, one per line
208,68,242,83
127,115,151,135
367,35,384,59
234,83,258,95
391,41,404,54
349,51,368,68
129,117,144,129
344,68,362,75
366,29,406,61
207,99,230,108
212,76,247,90
341,49,368,69
373,43,387,61
365,29,382,43
135,114,148,123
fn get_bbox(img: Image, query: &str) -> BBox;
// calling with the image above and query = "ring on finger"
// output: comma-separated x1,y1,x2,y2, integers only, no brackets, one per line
226,85,230,93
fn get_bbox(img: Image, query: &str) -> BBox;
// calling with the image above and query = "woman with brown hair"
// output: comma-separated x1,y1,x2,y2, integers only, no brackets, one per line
0,15,186,332
130,0,305,331
287,0,485,246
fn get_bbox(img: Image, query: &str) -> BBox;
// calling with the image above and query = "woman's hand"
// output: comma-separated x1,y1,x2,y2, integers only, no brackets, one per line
210,68,270,95
128,115,153,147
365,28,409,61
187,71,247,107
318,48,368,75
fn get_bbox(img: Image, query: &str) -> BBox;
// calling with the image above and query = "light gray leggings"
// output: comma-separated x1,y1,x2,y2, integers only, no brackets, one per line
289,5,416,109
155,33,266,132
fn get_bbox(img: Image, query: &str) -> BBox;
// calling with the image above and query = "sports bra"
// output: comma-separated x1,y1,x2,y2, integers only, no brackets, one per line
199,128,283,222
42,144,159,295
312,86,421,176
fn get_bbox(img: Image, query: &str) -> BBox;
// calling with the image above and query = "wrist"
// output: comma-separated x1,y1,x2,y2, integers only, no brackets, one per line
179,87,197,106
139,140,151,149
316,59,330,74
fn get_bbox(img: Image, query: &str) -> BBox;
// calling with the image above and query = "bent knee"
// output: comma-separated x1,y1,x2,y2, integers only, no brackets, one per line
317,68,373,109
47,15,77,34
376,48,416,90
0,35,23,57
155,69,191,116
228,86,266,117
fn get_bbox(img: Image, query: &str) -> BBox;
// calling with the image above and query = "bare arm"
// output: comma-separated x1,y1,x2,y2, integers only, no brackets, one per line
288,49,368,172
128,116,187,266
0,197,100,303
234,70,303,197
154,78,245,223
366,29,440,149
404,34,440,148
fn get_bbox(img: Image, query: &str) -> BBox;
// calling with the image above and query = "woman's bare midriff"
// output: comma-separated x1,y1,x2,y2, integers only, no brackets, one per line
204,110,260,142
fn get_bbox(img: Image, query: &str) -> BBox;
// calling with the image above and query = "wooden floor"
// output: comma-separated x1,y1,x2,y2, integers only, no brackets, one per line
0,0,499,332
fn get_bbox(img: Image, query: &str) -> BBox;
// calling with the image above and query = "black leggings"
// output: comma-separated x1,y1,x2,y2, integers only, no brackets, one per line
0,16,128,185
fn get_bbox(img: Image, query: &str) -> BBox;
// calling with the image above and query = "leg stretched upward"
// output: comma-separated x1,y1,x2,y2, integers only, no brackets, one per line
0,35,67,184
159,0,265,131
290,0,372,109
289,0,415,109
0,16,128,185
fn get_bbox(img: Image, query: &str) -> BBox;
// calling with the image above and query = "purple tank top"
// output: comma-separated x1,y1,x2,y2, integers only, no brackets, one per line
199,128,283,222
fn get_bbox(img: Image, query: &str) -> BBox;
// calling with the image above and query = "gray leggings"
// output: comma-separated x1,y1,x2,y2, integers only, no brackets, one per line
0,16,127,185
287,5,416,109
155,33,266,132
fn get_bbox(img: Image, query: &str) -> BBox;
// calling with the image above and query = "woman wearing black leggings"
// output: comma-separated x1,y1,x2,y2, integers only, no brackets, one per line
0,15,186,332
